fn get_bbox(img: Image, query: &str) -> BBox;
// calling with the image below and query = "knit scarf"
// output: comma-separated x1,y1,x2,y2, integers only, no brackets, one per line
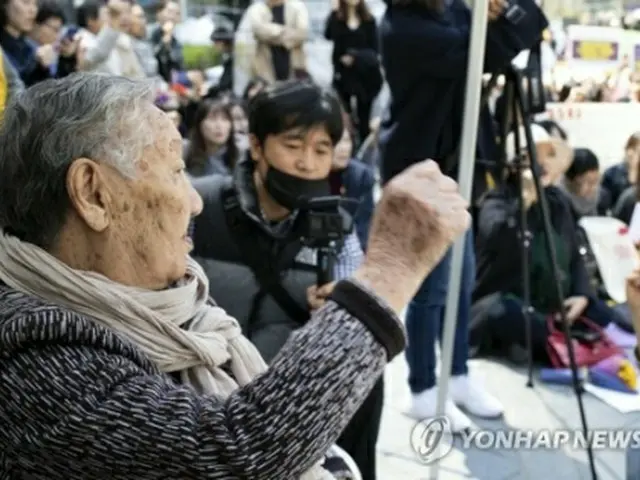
0,230,334,480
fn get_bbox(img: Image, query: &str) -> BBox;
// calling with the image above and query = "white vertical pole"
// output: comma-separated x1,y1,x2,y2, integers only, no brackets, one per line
428,0,490,478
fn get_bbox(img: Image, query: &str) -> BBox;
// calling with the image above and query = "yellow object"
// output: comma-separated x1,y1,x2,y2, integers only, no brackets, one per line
486,172,496,190
617,359,637,390
0,50,7,117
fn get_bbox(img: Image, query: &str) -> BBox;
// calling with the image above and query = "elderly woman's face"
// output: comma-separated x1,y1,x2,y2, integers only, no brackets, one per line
71,107,203,289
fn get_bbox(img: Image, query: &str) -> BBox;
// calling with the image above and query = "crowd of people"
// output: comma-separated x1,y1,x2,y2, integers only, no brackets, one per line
1,0,640,478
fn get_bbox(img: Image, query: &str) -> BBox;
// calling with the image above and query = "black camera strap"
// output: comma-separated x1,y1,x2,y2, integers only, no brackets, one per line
221,185,309,325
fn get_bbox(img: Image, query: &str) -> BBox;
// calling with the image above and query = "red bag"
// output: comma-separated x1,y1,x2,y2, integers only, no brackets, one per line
546,316,622,368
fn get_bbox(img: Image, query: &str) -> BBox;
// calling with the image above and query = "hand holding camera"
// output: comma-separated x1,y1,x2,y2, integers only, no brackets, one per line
354,160,470,313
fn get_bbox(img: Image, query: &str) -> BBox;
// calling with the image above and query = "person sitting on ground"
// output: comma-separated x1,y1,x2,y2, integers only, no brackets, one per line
559,147,601,219
600,131,640,215
473,125,632,361
0,72,471,479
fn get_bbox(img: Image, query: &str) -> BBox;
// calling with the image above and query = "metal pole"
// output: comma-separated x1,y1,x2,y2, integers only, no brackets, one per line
428,0,490,477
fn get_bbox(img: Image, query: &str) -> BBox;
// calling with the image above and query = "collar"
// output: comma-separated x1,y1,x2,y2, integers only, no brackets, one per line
233,154,299,239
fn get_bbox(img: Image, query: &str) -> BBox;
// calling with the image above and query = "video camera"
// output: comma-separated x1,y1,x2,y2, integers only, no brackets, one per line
298,195,359,286
298,195,357,248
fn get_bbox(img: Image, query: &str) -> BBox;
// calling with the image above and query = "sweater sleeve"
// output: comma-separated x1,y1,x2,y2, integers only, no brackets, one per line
1,294,401,479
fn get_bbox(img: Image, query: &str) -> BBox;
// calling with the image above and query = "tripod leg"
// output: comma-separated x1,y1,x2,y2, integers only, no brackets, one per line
511,72,598,480
509,77,535,388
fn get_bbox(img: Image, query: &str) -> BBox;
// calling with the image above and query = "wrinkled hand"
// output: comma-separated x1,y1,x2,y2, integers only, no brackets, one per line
355,160,470,313
563,296,588,324
340,55,354,67
626,269,640,334
488,0,507,21
307,282,336,311
35,44,56,67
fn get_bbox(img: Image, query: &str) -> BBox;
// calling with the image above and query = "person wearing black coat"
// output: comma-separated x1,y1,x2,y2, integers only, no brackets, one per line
324,0,382,144
378,0,548,432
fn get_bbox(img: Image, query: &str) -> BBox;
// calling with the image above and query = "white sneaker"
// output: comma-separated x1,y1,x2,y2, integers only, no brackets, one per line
449,374,504,419
407,385,473,433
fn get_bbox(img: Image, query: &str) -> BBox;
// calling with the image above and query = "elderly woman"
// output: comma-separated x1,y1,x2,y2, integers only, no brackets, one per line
0,73,470,478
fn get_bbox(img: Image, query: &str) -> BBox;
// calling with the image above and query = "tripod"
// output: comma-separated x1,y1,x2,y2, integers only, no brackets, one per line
499,65,598,480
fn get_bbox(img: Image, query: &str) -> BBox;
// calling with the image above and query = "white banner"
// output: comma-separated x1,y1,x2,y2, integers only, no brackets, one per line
539,103,640,171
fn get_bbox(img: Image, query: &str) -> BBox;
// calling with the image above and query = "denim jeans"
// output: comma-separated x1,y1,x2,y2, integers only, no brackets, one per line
405,228,475,394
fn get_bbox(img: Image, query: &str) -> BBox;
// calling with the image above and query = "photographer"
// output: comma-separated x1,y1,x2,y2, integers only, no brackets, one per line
191,81,380,479
378,0,548,431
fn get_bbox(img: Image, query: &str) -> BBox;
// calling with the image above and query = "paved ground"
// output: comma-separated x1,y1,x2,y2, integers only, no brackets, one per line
376,354,640,479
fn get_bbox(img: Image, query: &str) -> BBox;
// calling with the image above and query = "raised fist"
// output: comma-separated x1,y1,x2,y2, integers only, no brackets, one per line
356,160,470,312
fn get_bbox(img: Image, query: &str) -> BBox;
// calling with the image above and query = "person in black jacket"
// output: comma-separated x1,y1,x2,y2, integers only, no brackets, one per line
474,126,624,361
324,0,382,144
379,0,548,432
191,80,384,479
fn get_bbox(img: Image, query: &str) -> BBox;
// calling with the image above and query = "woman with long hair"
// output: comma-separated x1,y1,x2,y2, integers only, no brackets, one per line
324,0,381,145
185,97,240,178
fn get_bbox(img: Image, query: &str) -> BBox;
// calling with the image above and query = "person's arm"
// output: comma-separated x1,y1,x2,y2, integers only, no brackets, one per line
249,4,285,45
562,199,594,298
3,48,49,86
324,11,338,40
354,165,376,252
383,0,547,79
333,232,365,280
78,26,120,70
613,186,637,225
5,291,401,479
283,1,309,48
477,191,521,255
3,53,24,102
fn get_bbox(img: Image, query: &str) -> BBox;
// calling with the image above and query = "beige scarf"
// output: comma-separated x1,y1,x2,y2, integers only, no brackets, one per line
0,230,334,480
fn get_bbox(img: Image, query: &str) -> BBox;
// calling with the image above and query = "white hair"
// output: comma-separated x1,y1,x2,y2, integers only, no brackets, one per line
504,123,551,163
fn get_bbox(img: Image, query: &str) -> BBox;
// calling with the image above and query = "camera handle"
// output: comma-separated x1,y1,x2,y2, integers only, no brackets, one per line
317,243,337,285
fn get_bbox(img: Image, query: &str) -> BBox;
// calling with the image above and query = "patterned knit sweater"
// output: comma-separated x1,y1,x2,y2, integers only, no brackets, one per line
0,282,402,479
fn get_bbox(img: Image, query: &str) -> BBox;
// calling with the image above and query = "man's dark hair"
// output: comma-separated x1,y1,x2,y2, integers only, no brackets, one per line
248,80,344,147
76,0,101,29
36,0,66,25
566,148,599,181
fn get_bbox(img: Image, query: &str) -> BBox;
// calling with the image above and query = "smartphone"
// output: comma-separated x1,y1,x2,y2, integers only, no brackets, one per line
61,26,79,42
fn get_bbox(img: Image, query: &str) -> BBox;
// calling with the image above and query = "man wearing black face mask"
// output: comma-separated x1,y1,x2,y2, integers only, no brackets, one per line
190,81,378,480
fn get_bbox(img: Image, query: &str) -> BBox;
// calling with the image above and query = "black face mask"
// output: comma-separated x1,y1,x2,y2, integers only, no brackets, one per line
264,164,330,210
